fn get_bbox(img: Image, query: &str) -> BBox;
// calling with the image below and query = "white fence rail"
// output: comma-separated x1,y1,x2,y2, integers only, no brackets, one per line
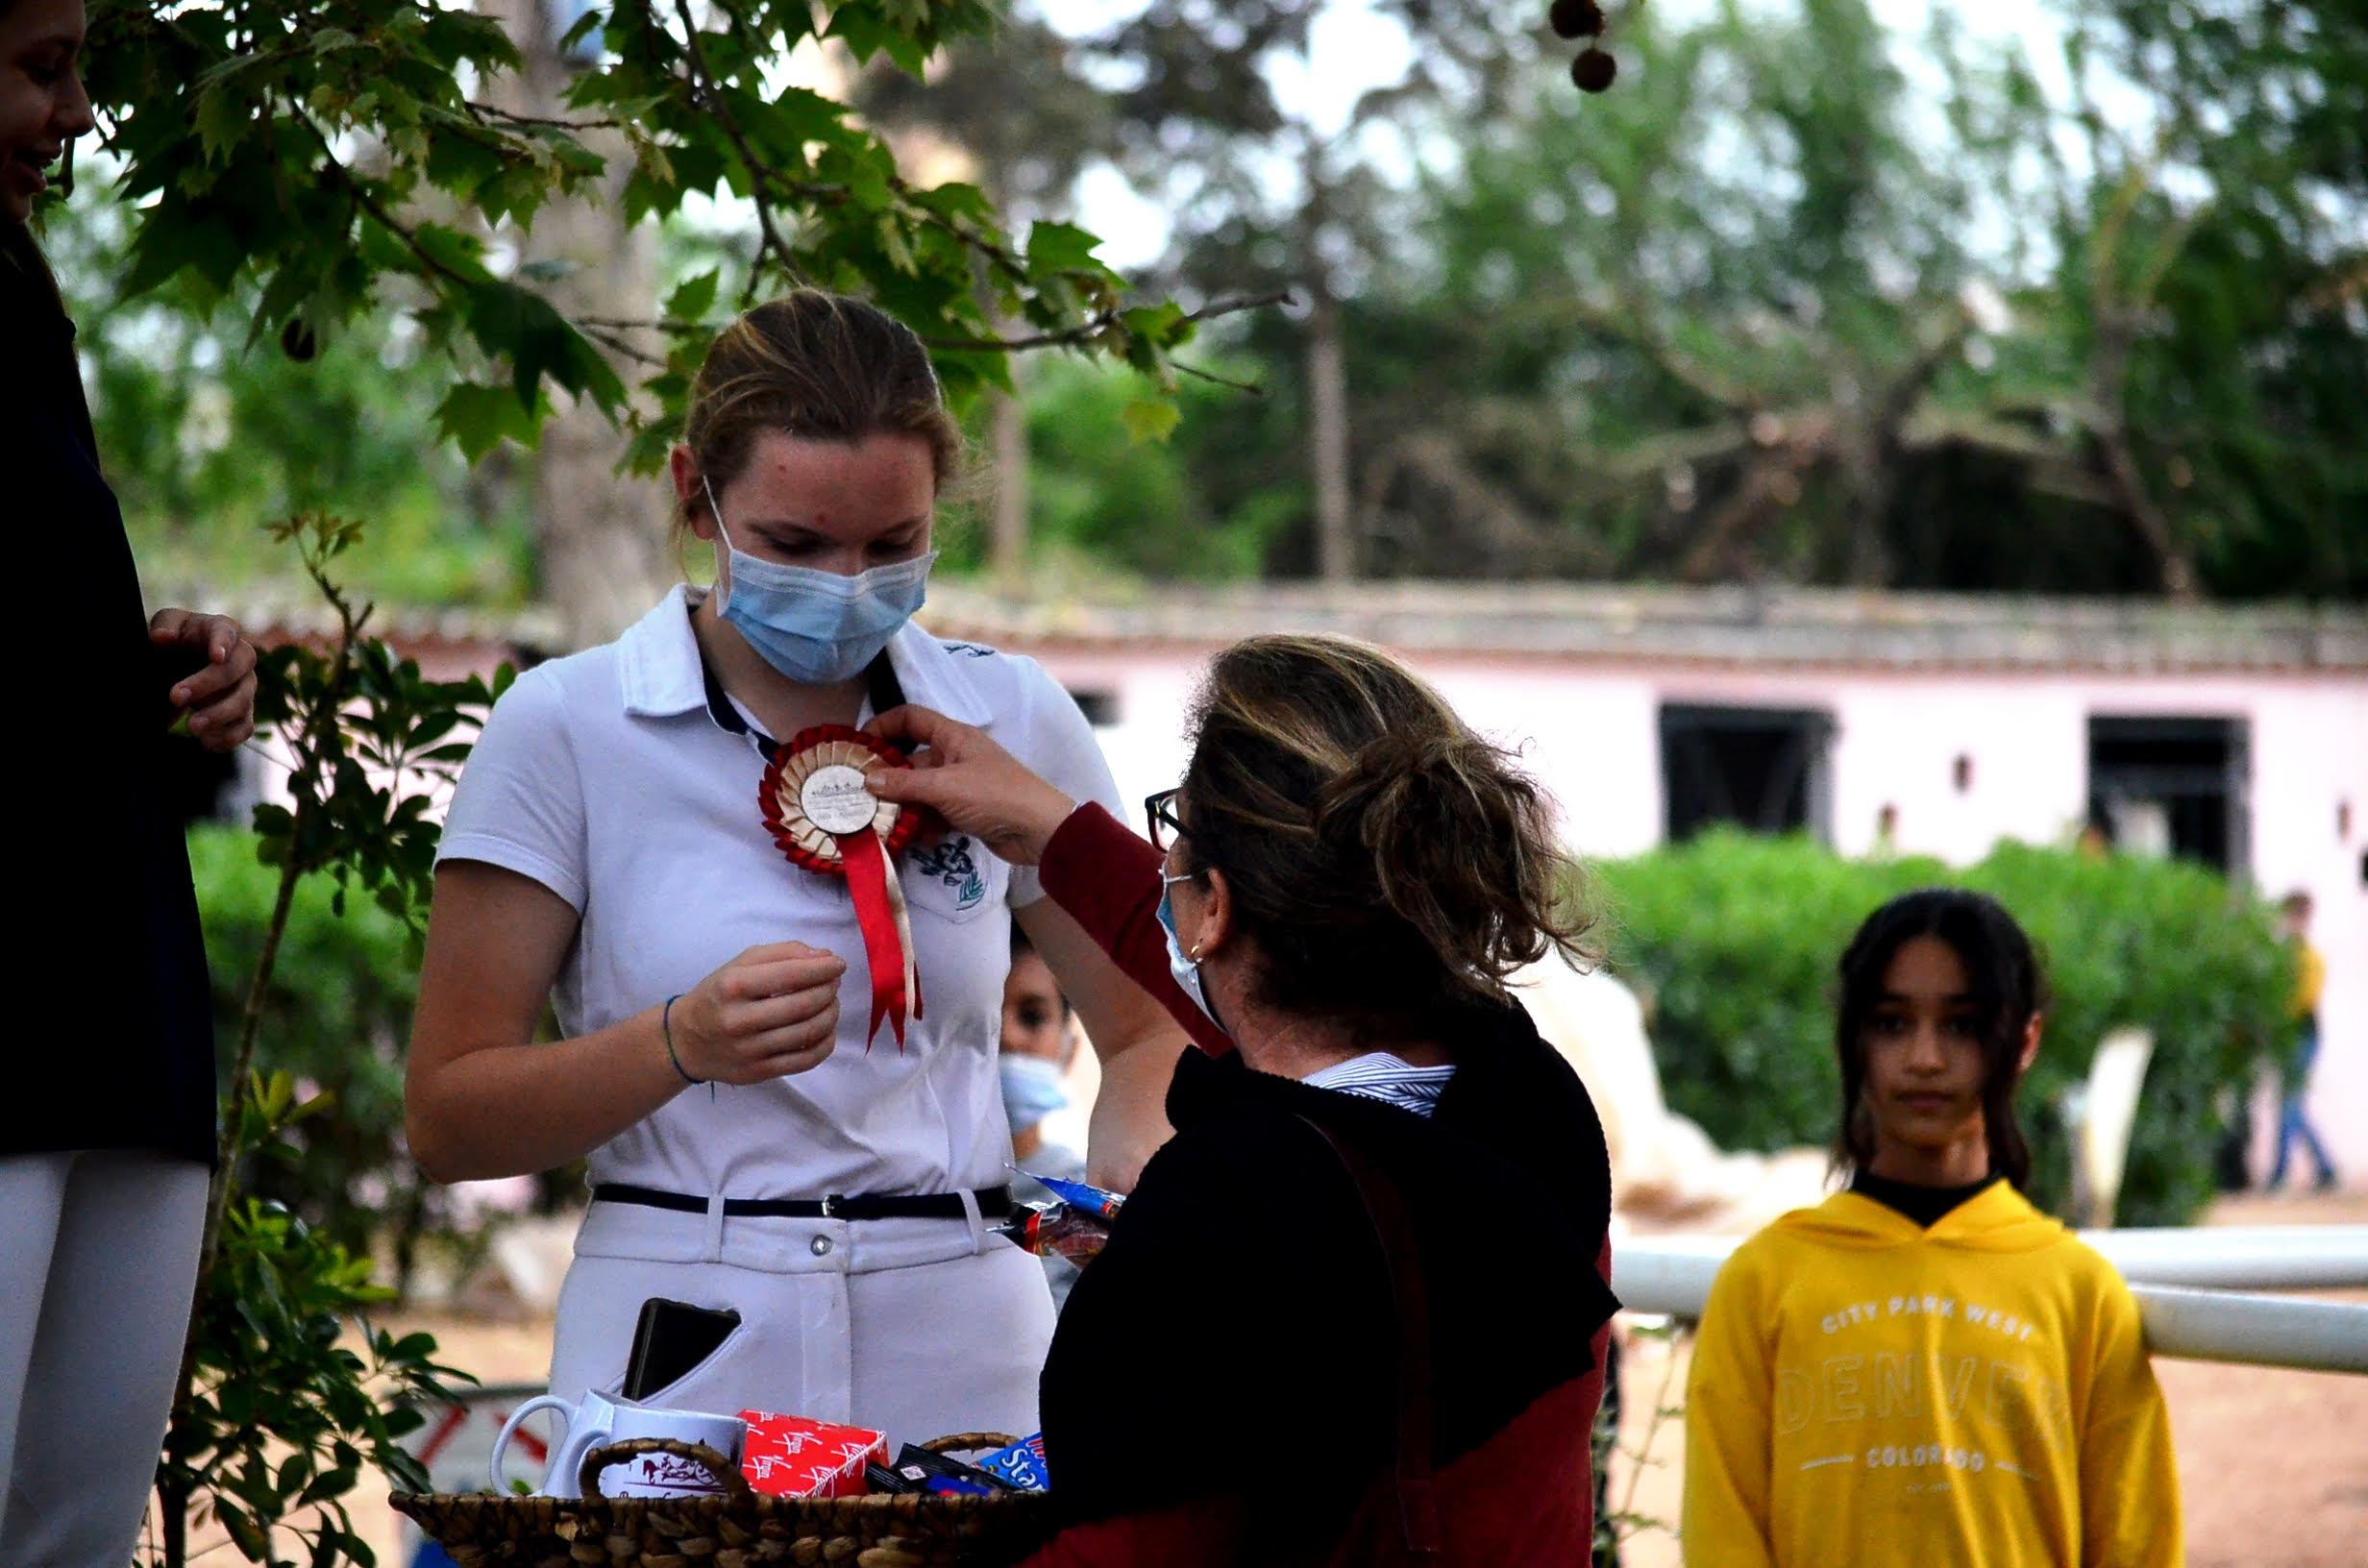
1611,1226,2368,1375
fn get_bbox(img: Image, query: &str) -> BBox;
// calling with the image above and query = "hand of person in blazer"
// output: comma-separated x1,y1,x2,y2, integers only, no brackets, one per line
151,608,258,752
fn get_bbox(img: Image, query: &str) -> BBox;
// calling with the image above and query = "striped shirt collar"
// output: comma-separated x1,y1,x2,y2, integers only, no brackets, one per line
1301,1052,1459,1118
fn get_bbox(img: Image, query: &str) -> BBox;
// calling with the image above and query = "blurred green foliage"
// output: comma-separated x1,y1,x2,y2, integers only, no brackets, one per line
151,1076,464,1568
187,827,424,1263
73,0,1218,474
44,187,535,606
53,0,2364,602
1023,358,1301,581
1592,830,2300,1225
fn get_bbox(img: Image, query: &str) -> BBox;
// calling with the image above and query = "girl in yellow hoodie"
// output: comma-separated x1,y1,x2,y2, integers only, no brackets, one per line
1683,889,2181,1567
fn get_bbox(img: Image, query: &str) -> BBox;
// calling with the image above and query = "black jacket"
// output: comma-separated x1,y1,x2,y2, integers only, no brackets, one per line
5,222,216,1165
1037,997,1618,1548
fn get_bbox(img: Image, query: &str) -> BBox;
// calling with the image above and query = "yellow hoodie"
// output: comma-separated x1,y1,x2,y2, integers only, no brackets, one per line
1682,1183,2180,1567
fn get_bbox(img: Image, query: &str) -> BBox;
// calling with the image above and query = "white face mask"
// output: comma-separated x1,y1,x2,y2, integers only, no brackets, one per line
1155,872,1222,1031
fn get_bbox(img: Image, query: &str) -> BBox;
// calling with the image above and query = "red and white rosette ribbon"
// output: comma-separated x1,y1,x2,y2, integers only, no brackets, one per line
759,725,924,1049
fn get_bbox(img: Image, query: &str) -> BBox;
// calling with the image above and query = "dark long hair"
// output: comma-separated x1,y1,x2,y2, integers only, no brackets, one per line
1834,888,2044,1188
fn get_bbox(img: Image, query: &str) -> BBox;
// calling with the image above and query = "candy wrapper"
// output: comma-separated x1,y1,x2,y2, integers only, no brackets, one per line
880,1443,1012,1496
998,1201,1116,1265
999,1170,1126,1264
737,1411,888,1499
1022,1171,1124,1220
865,1461,922,1496
977,1433,1050,1492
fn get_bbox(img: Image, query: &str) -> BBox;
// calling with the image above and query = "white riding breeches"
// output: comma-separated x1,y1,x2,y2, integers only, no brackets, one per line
0,1149,210,1568
544,1196,1055,1458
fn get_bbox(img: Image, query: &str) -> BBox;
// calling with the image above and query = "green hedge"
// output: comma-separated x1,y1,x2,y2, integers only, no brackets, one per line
1590,830,2299,1226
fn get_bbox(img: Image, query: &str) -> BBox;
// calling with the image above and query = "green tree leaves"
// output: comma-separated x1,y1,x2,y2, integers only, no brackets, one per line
79,0,1232,477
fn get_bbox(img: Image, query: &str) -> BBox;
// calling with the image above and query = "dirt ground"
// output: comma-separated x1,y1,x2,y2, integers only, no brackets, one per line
349,1190,2367,1567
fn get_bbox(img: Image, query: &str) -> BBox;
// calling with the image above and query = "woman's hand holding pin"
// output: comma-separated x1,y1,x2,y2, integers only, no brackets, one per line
863,704,1076,867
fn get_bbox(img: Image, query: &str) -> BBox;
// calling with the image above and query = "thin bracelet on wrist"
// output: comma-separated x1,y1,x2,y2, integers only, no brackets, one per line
661,993,701,1086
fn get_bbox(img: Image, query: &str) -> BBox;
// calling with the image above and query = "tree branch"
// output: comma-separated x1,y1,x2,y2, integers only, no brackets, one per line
1558,286,1760,414
463,100,626,133
1172,358,1265,395
668,0,813,299
922,289,1292,354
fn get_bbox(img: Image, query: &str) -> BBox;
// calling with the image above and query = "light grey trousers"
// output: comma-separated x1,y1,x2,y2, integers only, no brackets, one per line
0,1150,209,1568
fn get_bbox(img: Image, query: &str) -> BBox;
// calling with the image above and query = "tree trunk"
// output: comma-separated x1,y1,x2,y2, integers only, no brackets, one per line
488,0,672,649
990,381,1030,595
1306,293,1354,582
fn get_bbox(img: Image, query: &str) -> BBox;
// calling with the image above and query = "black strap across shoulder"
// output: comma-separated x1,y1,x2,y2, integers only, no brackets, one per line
592,1182,1011,1222
696,638,910,754
1294,1115,1442,1558
865,650,909,732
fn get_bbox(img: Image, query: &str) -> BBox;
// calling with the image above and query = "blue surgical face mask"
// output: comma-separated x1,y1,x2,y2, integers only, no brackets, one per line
999,1053,1070,1135
1156,872,1222,1031
704,476,935,685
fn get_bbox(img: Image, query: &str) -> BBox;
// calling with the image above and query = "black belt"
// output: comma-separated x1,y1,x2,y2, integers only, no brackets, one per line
591,1182,1012,1222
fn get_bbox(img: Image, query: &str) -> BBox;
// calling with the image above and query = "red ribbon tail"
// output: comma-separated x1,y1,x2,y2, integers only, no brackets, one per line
839,826,908,1050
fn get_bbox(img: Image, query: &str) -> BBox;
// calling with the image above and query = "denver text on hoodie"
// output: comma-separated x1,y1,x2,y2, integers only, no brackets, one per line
1683,1183,2181,1567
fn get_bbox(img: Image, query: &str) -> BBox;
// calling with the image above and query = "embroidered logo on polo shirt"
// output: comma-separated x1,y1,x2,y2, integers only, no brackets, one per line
937,640,999,659
911,835,988,911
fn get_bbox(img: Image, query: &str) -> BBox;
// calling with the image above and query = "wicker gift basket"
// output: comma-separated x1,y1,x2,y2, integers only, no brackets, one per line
392,1432,1057,1568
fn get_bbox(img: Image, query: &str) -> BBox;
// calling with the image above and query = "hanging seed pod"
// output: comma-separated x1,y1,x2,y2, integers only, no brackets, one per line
1571,47,1617,92
1549,0,1605,38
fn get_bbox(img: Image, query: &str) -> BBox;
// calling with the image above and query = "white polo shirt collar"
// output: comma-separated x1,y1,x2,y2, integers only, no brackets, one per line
617,585,994,732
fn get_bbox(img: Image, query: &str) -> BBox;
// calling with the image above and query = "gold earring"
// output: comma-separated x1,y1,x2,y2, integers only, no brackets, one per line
1188,944,1204,962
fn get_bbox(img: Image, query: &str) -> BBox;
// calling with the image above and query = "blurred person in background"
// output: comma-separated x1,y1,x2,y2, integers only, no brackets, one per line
1002,925,1086,1308
1685,889,2180,1568
2270,891,2336,1193
1002,925,1085,1179
3,2,261,1562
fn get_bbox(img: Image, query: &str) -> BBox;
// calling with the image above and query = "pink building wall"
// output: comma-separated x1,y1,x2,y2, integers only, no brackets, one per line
1013,641,2368,1185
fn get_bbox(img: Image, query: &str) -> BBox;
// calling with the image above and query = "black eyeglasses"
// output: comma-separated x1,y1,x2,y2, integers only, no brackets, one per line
1145,788,1188,853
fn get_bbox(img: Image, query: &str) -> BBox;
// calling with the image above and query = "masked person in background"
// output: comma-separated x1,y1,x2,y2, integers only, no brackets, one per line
1001,926,1087,1308
1003,926,1085,1179
405,291,1191,1448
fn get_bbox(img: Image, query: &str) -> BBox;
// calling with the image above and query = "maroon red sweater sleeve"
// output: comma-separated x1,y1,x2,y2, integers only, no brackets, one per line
1037,802,1233,1058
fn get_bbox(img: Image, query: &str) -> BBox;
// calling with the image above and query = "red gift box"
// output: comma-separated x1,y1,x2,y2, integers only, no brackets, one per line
737,1411,889,1499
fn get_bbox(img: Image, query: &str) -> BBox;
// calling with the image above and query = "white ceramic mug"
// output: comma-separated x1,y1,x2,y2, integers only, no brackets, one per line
489,1389,747,1499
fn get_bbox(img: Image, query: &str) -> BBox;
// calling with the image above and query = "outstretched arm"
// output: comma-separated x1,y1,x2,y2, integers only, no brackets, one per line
866,703,1230,1056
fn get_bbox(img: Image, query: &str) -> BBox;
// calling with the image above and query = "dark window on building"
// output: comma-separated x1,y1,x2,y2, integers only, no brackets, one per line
2086,715,2249,874
1068,689,1121,727
1660,703,1834,843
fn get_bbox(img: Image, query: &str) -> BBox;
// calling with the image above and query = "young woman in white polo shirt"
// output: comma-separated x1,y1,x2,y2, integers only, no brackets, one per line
405,291,1191,1446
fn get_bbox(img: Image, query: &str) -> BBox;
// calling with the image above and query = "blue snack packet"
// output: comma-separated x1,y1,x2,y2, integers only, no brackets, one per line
1021,1172,1124,1220
977,1433,1049,1492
